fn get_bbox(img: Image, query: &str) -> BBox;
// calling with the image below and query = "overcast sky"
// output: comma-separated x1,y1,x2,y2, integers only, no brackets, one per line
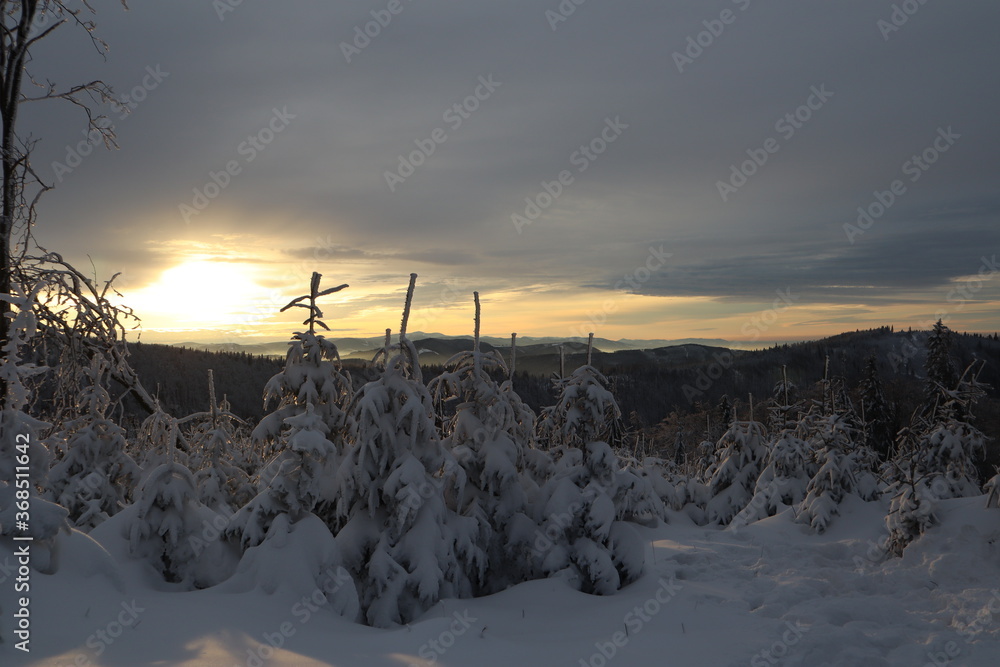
23,0,1000,344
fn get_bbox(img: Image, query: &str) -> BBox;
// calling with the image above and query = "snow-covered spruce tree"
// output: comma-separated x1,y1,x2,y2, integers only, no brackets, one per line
775,366,880,533
904,354,989,500
230,273,354,545
739,429,811,526
795,411,880,533
0,283,69,571
636,455,691,513
428,295,540,592
767,366,802,433
676,418,718,521
127,458,237,588
704,417,768,525
730,368,813,526
219,275,360,621
881,354,985,550
47,356,140,530
252,272,352,460
896,322,987,505
536,334,622,450
501,333,540,456
220,397,360,621
858,355,894,460
543,334,659,522
883,452,938,557
501,332,550,502
910,417,986,499
923,319,959,418
520,337,560,487
187,370,253,515
527,336,658,593
333,274,486,627
531,439,652,595
135,403,192,470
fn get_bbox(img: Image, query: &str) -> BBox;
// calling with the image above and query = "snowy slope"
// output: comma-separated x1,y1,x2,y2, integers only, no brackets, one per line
2,496,999,666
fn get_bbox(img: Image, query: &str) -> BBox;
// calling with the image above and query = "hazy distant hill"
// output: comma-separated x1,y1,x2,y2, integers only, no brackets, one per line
173,333,737,359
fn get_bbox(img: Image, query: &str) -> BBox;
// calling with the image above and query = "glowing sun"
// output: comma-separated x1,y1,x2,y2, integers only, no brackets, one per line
130,260,267,330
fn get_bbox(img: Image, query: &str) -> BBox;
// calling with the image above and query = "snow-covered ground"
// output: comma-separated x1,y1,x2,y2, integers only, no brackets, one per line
3,495,999,666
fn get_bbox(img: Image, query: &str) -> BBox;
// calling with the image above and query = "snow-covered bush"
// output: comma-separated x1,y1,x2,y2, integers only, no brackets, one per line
797,450,877,534
47,357,140,529
0,282,69,568
136,405,191,469
186,371,253,514
635,456,690,513
893,360,989,502
123,461,237,588
219,512,359,622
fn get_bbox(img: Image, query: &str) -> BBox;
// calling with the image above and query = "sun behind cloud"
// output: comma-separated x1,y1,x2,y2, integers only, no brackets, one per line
128,260,272,332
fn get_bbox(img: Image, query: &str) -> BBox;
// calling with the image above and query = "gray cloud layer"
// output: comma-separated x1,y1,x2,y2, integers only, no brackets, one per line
20,0,1000,329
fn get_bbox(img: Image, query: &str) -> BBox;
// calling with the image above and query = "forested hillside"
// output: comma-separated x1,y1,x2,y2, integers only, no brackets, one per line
131,327,1000,472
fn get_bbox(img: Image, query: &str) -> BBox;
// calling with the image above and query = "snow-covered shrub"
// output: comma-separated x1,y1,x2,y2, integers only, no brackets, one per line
219,513,360,622
47,357,140,529
892,360,989,502
635,456,690,512
186,372,253,514
499,338,538,452
797,448,877,534
767,365,802,433
136,405,191,469
124,461,237,588
0,282,69,569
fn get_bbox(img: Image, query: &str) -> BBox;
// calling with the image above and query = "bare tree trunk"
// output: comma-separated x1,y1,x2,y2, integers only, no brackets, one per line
0,1,40,404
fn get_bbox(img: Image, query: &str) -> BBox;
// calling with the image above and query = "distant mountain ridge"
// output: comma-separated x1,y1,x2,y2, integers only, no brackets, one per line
173,333,737,359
